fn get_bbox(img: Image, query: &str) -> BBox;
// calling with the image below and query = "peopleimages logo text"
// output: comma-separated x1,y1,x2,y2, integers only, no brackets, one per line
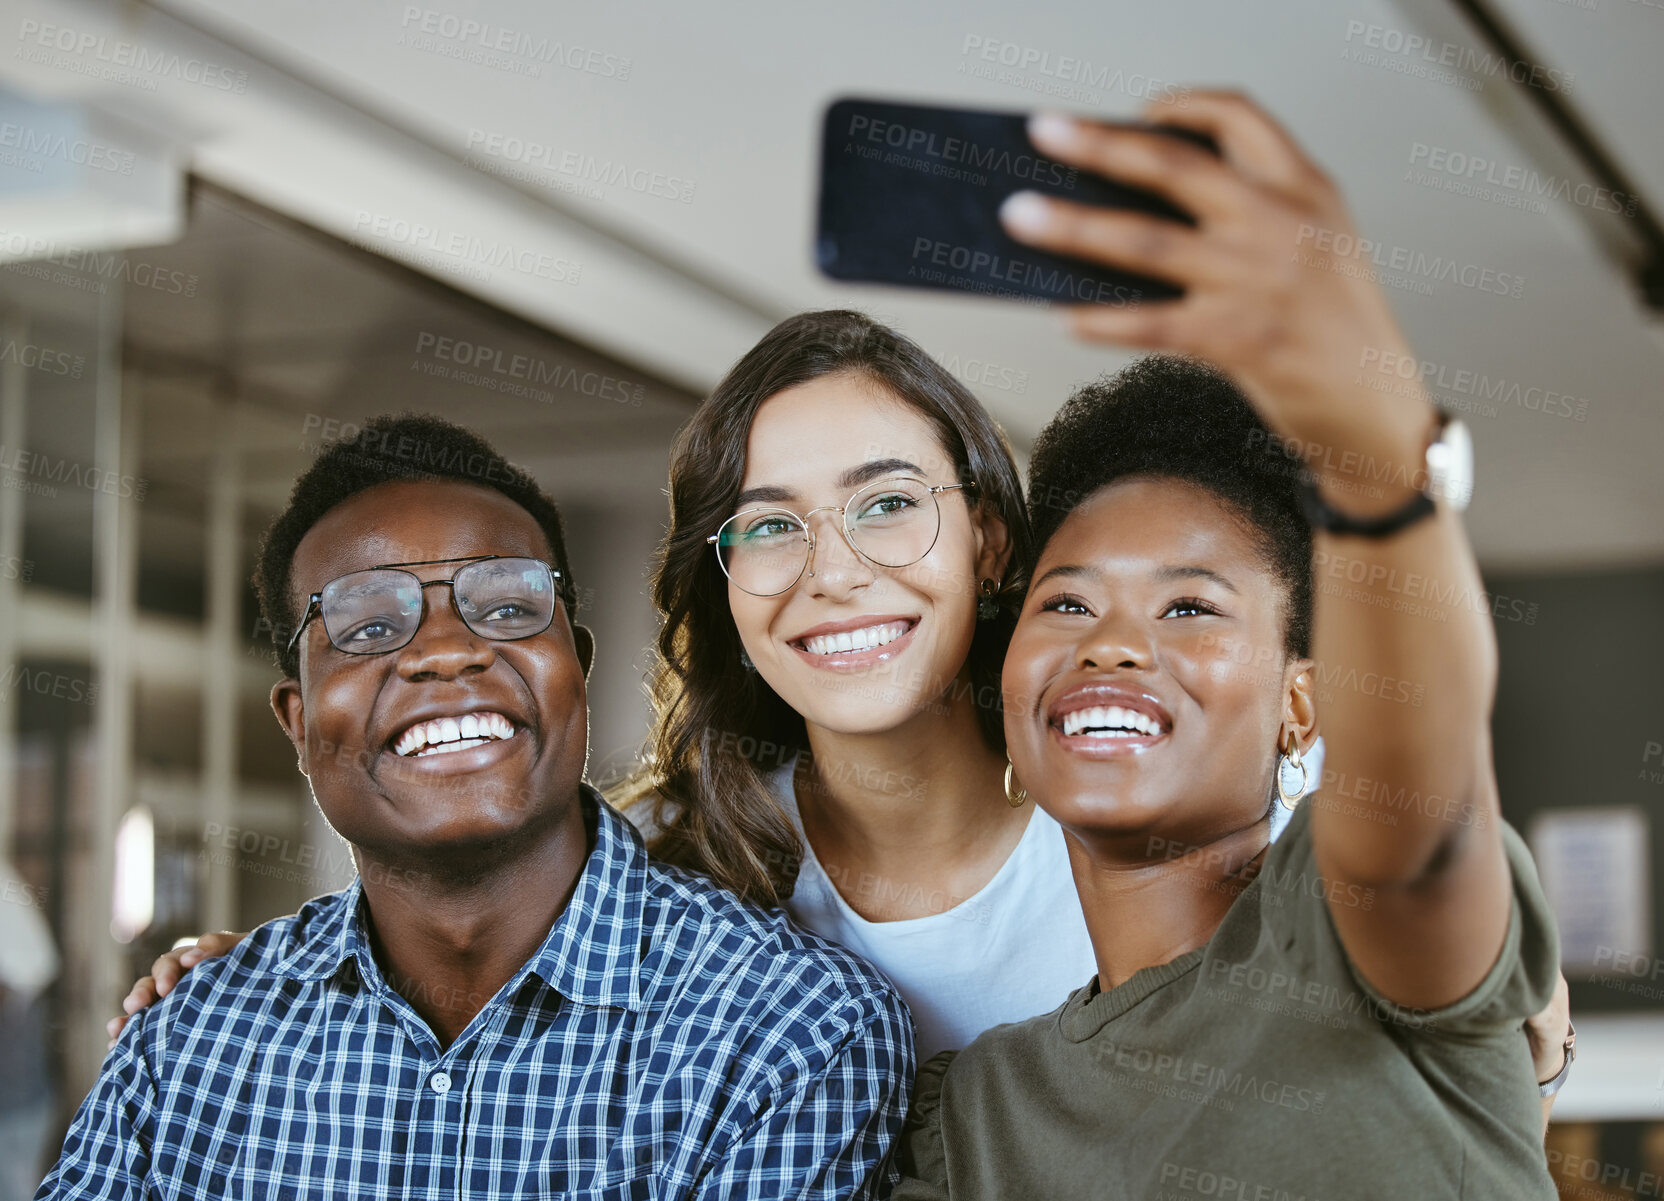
412,332,644,406
842,113,1078,188
1294,225,1523,298
910,237,1140,305
0,123,134,174
958,36,1187,105
397,8,632,79
350,213,581,284
1409,143,1635,216
0,445,147,499
15,19,249,91
464,131,695,202
0,230,200,297
1342,20,1573,93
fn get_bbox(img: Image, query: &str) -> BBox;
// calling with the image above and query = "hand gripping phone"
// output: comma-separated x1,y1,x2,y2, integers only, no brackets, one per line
816,96,1217,306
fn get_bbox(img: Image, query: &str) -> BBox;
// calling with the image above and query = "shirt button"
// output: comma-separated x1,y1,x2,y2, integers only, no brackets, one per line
430,1071,452,1095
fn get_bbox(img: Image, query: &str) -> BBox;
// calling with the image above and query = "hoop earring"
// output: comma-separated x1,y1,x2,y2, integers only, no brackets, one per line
1003,754,1028,807
1277,736,1309,810
977,578,1000,621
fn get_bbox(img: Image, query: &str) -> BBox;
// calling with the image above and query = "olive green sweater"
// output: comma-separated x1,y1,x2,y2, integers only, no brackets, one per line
893,800,1560,1200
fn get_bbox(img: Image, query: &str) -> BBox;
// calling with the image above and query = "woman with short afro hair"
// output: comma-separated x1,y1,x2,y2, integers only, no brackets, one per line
893,356,1561,1200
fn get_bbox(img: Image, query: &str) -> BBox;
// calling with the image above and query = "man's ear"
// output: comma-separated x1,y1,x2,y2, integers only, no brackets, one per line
1282,658,1319,754
572,624,595,679
271,676,308,777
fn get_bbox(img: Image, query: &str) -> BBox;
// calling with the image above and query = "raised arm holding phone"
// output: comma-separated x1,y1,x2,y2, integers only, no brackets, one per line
999,88,1571,1093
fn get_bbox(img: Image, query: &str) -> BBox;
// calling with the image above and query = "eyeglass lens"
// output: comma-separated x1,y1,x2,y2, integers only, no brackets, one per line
318,557,557,653
715,478,943,596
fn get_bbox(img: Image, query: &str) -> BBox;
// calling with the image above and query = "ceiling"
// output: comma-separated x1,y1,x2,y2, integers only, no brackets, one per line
123,185,696,516
1,183,695,767
1,0,1659,571
7,183,696,587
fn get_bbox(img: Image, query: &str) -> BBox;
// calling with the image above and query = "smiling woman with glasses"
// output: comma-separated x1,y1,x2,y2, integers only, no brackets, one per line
619,309,1106,1061
709,476,973,598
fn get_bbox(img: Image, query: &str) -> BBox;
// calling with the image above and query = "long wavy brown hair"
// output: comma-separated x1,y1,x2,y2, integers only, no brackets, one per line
617,310,1034,907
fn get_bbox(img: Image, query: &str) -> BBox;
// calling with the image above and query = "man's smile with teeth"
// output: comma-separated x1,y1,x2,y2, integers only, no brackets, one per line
393,711,517,757
799,621,911,656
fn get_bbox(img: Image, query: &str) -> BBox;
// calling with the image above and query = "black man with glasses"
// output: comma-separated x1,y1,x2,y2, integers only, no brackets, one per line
38,415,914,1201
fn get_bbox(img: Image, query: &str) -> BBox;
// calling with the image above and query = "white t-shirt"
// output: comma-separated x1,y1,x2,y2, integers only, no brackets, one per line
770,759,1095,1062
767,737,1324,1061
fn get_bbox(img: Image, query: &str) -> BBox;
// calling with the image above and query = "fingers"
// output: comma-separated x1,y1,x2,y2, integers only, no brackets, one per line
1024,112,1253,223
148,930,243,996
1139,90,1330,197
109,975,156,1045
108,932,248,1048
148,938,216,997
198,930,248,956
999,192,1220,287
123,976,158,1014
151,951,186,997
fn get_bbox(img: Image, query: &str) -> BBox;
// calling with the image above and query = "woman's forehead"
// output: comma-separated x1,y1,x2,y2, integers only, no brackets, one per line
744,377,955,488
1037,479,1268,580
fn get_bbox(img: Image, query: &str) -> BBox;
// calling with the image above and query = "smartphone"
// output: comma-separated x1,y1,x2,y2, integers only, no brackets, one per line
815,96,1216,307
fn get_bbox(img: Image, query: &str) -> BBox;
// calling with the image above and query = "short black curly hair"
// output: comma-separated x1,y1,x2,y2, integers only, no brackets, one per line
1025,355,1313,659
255,413,576,678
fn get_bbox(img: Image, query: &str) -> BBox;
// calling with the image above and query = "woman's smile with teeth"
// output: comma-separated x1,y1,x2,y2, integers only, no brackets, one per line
1059,706,1165,738
801,622,910,656
394,711,516,757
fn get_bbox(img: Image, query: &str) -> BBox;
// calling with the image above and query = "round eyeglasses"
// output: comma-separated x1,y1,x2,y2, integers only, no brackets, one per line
285,555,563,659
707,477,973,597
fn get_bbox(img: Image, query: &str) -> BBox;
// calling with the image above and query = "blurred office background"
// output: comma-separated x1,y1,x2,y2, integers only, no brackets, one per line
0,0,1659,1196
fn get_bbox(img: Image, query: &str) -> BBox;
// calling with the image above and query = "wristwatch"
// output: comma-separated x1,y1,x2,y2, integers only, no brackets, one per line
1299,411,1473,537
1538,1020,1576,1098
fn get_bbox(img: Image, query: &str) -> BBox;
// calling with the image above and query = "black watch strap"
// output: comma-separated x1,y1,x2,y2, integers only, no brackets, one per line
1299,481,1436,538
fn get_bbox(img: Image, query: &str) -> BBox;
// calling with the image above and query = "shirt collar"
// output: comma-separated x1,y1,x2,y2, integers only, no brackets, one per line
271,878,366,983
523,785,647,1011
272,785,647,1012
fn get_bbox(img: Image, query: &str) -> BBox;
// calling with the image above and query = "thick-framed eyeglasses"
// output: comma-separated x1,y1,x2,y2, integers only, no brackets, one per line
707,477,974,598
285,555,564,659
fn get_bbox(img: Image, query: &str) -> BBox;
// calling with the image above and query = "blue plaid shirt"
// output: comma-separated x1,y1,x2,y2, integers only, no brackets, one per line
38,787,914,1200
